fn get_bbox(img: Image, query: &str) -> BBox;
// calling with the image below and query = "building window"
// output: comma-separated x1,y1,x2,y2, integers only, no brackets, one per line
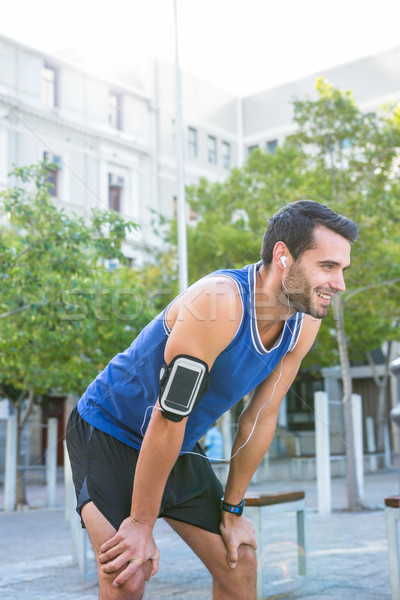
173,195,195,221
208,135,217,164
221,141,231,169
247,145,258,155
108,174,124,212
42,66,57,108
267,139,278,154
109,93,122,129
188,127,198,158
43,152,62,197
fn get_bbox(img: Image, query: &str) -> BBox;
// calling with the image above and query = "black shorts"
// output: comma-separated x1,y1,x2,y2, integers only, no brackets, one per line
66,406,224,535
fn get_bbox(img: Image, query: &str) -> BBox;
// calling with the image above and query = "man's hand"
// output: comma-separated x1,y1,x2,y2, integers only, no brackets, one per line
220,512,257,569
98,517,160,587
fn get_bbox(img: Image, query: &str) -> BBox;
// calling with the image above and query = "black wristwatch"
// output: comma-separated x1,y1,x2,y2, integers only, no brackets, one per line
221,496,245,516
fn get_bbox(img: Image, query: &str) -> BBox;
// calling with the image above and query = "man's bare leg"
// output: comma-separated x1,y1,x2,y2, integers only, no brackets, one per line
165,517,257,600
81,502,152,600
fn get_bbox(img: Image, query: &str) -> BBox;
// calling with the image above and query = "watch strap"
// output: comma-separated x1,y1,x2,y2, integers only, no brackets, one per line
221,496,245,516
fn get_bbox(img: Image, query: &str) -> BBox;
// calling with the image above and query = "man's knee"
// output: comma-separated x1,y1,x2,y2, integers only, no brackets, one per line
99,578,145,600
98,561,152,600
214,545,257,598
237,544,257,578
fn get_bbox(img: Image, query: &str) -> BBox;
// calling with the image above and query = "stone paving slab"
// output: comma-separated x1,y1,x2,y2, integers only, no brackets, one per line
0,508,393,599
0,470,397,599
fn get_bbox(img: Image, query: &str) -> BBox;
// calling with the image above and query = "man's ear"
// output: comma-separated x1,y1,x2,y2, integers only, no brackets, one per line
273,241,291,269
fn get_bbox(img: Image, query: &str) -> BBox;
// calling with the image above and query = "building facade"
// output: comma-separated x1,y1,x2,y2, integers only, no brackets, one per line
242,46,400,156
1,34,399,476
1,33,400,257
0,35,242,265
0,34,156,264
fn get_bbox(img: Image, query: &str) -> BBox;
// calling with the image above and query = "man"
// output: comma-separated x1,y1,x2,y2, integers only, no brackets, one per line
66,200,358,600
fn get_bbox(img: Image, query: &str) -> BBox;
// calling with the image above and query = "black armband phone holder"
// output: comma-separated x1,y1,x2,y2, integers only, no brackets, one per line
159,354,210,422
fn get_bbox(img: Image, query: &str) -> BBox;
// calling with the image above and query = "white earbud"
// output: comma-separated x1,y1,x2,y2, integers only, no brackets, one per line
280,256,287,268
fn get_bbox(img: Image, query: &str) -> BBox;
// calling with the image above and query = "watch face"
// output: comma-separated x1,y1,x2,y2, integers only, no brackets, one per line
221,498,244,516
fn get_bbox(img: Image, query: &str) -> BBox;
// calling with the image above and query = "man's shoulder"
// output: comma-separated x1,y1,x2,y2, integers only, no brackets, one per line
187,272,244,314
290,314,321,358
165,273,246,365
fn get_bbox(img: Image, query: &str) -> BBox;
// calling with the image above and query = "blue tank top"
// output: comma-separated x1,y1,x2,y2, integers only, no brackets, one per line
77,263,304,453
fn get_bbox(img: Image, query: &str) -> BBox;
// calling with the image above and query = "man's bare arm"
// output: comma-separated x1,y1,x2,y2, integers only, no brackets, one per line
220,315,321,566
98,278,242,586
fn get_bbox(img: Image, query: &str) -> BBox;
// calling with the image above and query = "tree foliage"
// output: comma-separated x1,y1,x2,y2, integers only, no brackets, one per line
0,162,154,399
291,77,400,363
0,162,155,506
181,142,311,283
159,79,400,509
163,79,400,369
290,81,400,507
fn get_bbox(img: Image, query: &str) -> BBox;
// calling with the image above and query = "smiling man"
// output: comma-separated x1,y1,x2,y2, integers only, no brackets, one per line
261,209,352,320
66,200,358,600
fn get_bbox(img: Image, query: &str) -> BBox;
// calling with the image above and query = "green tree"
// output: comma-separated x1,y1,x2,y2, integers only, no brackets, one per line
0,162,154,508
291,78,400,509
182,142,311,282
158,80,400,511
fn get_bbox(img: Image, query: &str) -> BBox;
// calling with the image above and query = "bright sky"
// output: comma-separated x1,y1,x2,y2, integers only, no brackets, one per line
1,0,400,95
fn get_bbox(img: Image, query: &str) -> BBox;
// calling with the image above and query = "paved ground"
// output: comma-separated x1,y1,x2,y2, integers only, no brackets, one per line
0,469,398,599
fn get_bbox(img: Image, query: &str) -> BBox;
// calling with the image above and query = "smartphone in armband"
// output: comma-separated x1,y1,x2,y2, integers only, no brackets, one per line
159,355,209,421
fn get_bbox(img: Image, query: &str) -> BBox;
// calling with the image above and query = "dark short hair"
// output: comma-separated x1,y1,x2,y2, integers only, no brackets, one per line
260,200,358,266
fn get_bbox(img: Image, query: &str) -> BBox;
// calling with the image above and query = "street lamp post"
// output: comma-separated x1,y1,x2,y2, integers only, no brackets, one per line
173,0,188,293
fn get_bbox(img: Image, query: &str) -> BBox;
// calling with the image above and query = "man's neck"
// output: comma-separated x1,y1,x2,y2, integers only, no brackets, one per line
255,263,296,333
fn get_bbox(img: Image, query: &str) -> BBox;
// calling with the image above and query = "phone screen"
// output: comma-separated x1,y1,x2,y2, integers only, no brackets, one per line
163,365,200,412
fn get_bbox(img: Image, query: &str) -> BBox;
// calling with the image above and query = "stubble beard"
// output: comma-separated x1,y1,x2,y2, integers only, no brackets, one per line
281,262,329,319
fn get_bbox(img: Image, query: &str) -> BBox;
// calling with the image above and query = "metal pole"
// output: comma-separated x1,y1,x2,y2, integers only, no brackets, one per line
4,416,17,511
236,97,244,167
351,394,364,503
314,391,332,514
389,357,400,495
173,0,188,293
46,418,58,507
365,416,378,471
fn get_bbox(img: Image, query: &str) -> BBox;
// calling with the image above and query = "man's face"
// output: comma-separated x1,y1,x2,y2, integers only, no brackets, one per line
282,226,352,319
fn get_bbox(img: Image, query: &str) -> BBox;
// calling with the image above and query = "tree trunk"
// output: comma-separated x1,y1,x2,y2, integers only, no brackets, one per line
377,384,388,451
366,343,392,451
15,422,28,508
14,388,35,510
334,295,363,511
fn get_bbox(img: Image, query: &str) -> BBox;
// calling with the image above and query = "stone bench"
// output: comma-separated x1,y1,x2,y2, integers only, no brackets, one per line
385,496,400,600
290,452,388,480
244,490,306,599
